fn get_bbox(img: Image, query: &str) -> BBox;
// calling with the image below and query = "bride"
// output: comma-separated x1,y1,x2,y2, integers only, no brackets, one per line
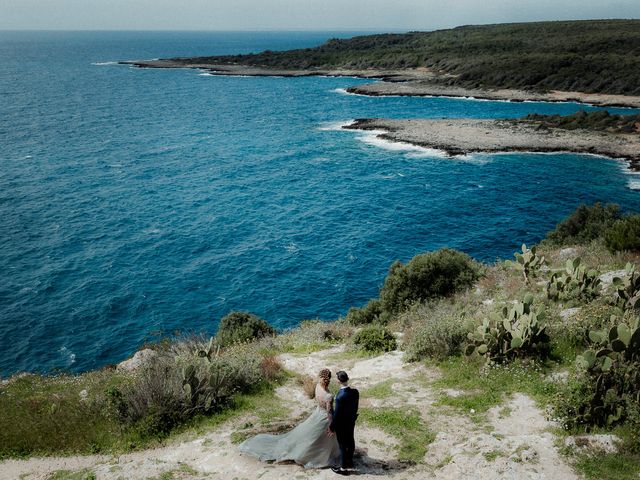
238,368,340,468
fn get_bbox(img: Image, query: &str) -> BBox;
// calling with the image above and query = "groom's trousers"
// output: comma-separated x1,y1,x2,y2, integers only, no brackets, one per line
336,424,356,468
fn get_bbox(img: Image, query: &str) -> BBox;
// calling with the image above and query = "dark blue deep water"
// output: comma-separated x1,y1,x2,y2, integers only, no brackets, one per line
2,31,640,376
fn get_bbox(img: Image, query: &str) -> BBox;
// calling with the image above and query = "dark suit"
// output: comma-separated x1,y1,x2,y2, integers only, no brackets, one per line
330,386,359,469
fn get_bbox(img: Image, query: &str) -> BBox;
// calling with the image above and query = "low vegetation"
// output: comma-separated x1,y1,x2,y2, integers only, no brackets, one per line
543,202,621,246
358,407,435,463
170,20,640,95
352,325,397,353
2,202,640,479
520,110,640,134
347,248,481,325
215,311,275,346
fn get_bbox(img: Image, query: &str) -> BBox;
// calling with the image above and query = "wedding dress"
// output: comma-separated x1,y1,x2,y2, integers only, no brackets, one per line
238,383,340,468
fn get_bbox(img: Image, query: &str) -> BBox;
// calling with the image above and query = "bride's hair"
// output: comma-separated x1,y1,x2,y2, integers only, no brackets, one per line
318,368,331,388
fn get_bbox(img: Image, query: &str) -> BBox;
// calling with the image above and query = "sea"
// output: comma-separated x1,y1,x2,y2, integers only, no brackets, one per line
2,31,640,377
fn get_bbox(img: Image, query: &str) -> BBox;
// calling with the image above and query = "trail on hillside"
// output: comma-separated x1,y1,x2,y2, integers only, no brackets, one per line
1,345,577,480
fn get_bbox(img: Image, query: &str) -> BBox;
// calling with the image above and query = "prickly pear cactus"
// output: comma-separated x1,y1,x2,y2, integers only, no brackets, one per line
571,319,640,427
513,244,546,284
612,263,640,311
465,294,550,361
545,257,601,301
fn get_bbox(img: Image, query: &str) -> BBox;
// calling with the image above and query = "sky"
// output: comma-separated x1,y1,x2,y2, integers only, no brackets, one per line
1,0,639,31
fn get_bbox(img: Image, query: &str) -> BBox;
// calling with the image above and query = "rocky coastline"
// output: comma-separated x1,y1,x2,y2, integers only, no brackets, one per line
343,118,640,171
123,60,640,109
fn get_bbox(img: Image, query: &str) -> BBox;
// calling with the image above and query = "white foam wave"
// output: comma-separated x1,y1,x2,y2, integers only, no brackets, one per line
628,180,640,190
332,88,359,96
449,153,491,165
59,346,76,365
317,120,356,131
356,130,448,158
284,242,299,253
198,71,251,78
619,159,640,190
92,61,118,66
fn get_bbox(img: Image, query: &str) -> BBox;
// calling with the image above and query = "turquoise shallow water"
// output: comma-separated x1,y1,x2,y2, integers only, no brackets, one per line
2,31,640,376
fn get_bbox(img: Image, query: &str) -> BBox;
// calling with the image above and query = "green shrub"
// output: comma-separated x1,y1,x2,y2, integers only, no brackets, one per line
353,325,397,353
379,248,481,318
402,301,469,361
216,311,276,346
117,340,272,436
605,215,640,253
345,299,383,325
545,203,621,245
114,356,186,436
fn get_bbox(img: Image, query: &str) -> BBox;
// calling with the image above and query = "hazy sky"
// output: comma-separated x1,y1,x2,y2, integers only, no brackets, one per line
1,0,639,31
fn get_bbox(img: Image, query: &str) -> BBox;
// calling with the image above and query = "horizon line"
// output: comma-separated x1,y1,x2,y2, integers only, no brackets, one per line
1,18,639,33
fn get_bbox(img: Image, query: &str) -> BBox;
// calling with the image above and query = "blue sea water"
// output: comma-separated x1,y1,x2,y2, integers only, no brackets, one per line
2,31,640,376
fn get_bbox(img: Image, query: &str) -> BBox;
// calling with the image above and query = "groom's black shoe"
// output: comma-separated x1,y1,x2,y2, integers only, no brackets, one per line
331,466,350,476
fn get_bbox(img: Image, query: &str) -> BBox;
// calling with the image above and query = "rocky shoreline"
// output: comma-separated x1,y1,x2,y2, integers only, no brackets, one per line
343,118,640,171
123,60,640,109
345,82,640,109
120,60,425,82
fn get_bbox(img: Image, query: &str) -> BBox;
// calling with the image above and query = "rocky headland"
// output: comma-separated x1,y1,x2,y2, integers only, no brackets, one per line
343,118,640,170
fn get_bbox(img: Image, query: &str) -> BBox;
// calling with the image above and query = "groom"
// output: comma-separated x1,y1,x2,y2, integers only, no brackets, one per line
329,370,359,475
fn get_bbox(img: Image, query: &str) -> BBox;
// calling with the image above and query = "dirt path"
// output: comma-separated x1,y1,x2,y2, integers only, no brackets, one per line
1,346,577,480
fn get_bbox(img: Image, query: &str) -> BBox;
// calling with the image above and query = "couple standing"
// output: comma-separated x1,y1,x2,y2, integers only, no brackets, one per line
239,369,359,475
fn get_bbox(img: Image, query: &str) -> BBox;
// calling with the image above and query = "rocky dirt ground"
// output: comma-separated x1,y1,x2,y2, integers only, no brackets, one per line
2,343,579,480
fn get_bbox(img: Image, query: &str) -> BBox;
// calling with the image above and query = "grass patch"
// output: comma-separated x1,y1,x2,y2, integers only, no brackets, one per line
432,356,559,416
483,449,504,462
573,452,640,480
0,371,283,459
359,407,435,463
0,370,134,459
360,380,394,399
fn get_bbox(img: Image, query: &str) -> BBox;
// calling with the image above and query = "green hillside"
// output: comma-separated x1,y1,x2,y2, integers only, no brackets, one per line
173,20,640,95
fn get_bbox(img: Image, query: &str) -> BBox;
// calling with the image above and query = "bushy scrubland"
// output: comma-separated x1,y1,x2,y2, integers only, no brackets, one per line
522,110,640,135
174,20,640,95
397,203,640,469
2,202,640,471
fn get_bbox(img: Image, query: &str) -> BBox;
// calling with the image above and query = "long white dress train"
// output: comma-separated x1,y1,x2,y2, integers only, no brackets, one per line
238,384,340,468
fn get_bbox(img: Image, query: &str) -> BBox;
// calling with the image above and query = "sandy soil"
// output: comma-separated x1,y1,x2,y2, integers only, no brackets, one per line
344,118,640,170
2,344,578,480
